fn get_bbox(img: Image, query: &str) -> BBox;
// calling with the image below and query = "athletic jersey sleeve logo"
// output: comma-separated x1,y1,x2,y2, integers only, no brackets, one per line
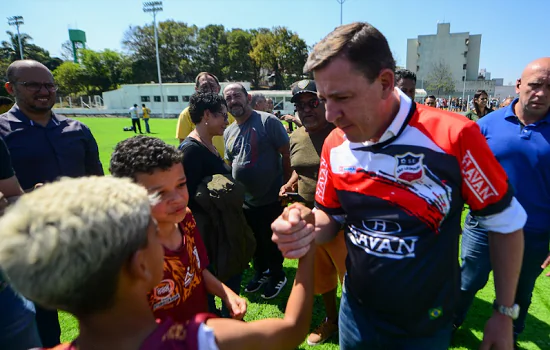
461,150,499,203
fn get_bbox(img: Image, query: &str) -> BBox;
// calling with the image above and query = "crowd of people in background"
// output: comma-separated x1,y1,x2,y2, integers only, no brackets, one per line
0,20,548,350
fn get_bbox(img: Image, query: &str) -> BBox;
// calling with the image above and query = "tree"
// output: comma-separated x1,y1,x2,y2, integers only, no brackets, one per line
0,31,32,61
79,49,132,93
195,25,228,81
52,61,86,96
425,61,455,96
122,20,198,83
0,31,62,71
223,29,257,85
249,27,308,89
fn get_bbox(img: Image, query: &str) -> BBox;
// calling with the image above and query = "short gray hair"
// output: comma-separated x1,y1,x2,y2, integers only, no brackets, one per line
250,93,266,109
0,176,153,315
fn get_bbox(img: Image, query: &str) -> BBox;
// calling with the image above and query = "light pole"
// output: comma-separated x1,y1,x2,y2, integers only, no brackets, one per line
337,0,346,25
462,69,467,110
8,16,24,60
143,1,165,118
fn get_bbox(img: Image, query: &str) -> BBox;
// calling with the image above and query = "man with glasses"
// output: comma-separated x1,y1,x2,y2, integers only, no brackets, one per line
0,59,103,347
280,79,347,346
424,95,436,107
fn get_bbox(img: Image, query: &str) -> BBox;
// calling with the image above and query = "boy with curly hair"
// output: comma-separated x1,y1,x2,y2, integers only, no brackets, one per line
110,136,246,322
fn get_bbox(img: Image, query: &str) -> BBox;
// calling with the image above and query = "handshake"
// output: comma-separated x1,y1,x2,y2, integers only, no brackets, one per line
271,203,316,259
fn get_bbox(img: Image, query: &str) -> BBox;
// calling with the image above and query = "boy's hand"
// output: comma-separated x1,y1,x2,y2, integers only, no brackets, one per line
225,293,247,320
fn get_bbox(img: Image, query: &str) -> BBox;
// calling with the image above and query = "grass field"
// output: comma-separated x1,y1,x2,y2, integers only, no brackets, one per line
58,117,550,349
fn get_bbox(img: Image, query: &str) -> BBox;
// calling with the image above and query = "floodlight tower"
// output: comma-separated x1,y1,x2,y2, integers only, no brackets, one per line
8,16,24,59
143,1,165,118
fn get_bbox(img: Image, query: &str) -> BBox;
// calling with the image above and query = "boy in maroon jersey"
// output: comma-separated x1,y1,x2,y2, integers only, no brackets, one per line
0,176,315,350
110,136,246,323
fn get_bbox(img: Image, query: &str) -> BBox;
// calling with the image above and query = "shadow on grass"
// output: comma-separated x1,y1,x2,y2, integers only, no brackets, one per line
452,297,550,349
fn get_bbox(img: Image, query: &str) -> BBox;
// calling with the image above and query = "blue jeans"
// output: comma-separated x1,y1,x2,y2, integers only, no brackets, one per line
455,215,550,336
0,285,42,350
339,289,452,350
207,272,242,318
143,119,151,133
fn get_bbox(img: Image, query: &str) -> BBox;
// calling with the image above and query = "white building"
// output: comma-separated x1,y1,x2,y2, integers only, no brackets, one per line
407,23,481,88
54,82,298,117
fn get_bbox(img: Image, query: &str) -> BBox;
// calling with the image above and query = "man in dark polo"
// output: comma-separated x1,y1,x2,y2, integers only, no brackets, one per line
0,59,103,347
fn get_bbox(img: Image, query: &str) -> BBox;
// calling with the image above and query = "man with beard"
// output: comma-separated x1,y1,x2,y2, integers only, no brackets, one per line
223,83,292,300
0,59,103,347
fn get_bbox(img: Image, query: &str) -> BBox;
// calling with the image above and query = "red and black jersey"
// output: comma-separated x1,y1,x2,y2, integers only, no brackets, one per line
315,100,514,336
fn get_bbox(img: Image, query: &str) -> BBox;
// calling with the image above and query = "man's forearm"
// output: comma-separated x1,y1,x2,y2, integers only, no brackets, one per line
282,154,292,183
285,170,299,187
314,208,340,244
489,228,524,306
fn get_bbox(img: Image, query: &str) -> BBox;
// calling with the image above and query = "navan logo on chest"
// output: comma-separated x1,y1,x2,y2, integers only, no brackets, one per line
338,165,357,174
154,279,175,299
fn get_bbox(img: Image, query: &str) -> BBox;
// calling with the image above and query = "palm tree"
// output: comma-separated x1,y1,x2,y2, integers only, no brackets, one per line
1,31,33,61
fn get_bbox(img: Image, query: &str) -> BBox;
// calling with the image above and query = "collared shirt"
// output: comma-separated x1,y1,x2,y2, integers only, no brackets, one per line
315,91,525,336
0,105,103,190
477,99,550,235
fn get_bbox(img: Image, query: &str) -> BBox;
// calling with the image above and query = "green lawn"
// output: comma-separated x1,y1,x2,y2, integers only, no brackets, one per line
58,117,550,349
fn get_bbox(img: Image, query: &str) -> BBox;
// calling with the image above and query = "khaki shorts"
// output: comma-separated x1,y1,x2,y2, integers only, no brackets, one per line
313,230,348,295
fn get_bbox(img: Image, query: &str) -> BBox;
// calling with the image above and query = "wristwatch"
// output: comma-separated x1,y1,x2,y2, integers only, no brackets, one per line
493,300,520,320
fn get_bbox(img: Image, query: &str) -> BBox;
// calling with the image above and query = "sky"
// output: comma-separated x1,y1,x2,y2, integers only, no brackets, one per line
3,0,549,84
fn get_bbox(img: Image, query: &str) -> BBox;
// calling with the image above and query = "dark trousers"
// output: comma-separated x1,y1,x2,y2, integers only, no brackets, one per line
35,305,60,347
339,288,452,350
455,218,550,336
243,201,284,277
131,118,142,133
207,272,243,317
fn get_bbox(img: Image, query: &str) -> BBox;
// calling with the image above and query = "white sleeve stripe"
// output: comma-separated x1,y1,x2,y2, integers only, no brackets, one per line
198,323,220,350
475,197,527,234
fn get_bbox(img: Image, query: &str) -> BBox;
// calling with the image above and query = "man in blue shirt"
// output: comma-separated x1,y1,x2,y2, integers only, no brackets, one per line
454,57,550,347
0,60,104,346
0,137,42,350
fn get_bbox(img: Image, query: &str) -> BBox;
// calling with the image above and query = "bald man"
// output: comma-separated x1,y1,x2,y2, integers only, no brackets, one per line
0,60,104,347
454,57,550,347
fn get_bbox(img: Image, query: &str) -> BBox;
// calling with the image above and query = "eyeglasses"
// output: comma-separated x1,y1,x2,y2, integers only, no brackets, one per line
214,111,229,121
13,82,58,92
295,98,321,111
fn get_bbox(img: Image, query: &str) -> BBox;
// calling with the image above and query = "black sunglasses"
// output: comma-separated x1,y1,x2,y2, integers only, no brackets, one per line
14,81,58,92
295,98,321,111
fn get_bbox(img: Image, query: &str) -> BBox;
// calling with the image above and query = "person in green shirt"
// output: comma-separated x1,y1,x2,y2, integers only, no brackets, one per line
465,90,493,121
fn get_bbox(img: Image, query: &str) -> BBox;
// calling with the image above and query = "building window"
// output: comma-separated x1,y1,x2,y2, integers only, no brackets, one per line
141,96,151,102
465,38,470,45
416,65,420,72
182,96,190,102
154,96,161,102
463,64,467,70
167,96,178,102
464,51,468,57
462,76,465,81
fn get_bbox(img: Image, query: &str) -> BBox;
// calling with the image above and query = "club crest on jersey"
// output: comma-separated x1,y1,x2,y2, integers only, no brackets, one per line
395,152,425,184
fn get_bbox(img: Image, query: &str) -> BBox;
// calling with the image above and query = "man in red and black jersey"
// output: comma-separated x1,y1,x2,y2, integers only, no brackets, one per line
272,22,526,350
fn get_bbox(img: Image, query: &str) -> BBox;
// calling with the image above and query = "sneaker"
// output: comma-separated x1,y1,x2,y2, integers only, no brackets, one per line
261,273,287,299
307,318,338,346
244,270,270,293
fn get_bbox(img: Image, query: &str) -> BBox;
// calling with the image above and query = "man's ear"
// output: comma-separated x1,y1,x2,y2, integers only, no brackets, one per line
515,79,521,94
5,82,15,96
128,250,152,282
379,68,395,99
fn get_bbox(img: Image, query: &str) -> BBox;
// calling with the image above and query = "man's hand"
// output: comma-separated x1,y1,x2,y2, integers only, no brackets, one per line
279,182,298,201
0,192,8,216
542,253,550,277
271,203,315,259
480,313,514,350
224,292,247,320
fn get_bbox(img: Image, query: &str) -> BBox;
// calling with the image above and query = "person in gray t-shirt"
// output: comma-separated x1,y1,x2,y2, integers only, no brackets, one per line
223,83,291,300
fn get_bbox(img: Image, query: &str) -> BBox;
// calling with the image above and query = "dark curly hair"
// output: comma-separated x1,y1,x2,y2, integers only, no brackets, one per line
395,69,416,84
188,92,227,125
109,136,182,179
